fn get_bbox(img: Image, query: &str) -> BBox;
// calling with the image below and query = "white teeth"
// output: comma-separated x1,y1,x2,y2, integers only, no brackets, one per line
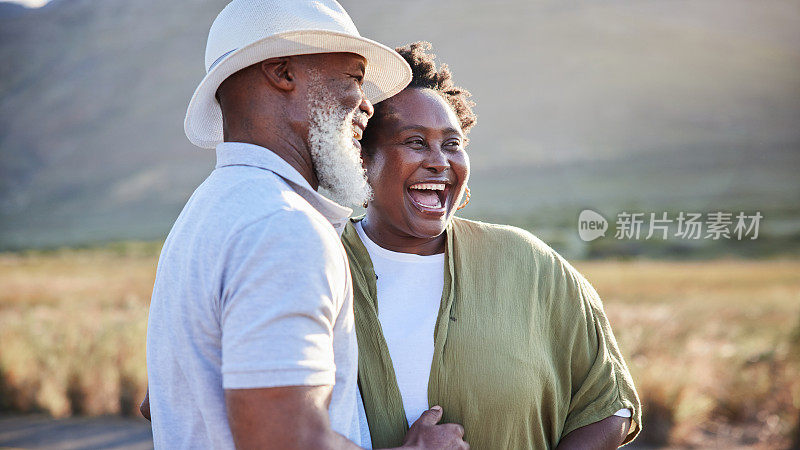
409,183,445,191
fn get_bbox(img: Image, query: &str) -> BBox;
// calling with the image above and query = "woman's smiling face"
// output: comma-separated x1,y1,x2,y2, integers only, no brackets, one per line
362,87,470,249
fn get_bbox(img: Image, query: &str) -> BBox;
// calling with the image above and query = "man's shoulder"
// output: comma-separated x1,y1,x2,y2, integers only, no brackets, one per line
192,166,332,234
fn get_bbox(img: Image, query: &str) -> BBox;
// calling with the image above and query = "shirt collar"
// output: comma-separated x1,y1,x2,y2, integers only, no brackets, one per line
215,142,352,235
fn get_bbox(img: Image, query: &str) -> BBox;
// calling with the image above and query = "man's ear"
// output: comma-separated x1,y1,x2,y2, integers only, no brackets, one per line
260,57,295,92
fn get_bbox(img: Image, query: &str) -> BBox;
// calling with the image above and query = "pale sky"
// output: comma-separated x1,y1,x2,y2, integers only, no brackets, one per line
2,0,49,7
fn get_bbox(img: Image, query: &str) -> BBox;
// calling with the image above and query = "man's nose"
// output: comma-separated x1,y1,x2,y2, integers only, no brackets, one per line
359,95,374,119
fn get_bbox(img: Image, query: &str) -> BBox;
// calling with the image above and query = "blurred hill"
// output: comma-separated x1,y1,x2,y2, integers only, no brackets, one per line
1,0,799,251
0,2,27,18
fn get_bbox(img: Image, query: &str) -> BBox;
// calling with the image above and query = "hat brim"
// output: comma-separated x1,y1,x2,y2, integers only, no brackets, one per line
184,30,412,149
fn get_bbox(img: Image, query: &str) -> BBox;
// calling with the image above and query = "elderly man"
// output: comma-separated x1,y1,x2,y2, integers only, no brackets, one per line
144,1,467,449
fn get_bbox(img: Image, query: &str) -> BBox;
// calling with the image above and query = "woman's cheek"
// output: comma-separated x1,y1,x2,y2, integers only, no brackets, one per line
458,154,470,184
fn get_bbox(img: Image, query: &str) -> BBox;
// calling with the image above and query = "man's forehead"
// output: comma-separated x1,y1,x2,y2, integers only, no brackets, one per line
315,52,366,71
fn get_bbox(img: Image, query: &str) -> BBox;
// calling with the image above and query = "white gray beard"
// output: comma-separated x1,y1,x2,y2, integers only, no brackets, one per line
306,75,372,207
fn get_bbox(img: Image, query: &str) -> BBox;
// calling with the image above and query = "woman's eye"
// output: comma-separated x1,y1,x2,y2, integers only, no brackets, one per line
406,139,425,149
445,141,462,150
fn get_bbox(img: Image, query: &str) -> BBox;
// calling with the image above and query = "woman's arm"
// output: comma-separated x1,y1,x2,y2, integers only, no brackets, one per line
556,415,631,450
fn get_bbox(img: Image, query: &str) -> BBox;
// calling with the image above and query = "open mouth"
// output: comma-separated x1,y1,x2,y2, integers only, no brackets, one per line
352,125,363,141
351,122,363,149
407,182,449,214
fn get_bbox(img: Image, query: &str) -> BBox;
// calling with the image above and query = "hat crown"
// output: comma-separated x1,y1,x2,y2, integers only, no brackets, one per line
205,0,360,72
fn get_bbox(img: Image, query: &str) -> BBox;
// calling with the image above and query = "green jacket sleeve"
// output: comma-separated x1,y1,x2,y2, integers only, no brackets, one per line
560,267,642,445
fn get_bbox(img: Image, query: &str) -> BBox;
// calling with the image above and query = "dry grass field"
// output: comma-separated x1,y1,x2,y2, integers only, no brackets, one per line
580,260,800,448
0,245,798,448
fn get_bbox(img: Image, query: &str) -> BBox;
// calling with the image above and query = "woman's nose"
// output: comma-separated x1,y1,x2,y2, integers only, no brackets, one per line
425,148,450,173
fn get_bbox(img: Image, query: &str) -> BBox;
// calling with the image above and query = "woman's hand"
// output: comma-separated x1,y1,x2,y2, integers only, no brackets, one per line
398,406,470,450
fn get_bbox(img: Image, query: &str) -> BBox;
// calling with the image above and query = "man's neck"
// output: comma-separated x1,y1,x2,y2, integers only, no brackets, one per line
224,134,319,190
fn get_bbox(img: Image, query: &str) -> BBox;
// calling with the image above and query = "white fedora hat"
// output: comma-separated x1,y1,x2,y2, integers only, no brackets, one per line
184,0,413,149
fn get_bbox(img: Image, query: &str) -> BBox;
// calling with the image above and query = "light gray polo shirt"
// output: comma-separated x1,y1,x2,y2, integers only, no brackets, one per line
146,142,367,448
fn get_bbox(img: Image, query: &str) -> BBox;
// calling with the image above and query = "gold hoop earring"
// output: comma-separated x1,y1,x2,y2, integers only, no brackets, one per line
457,187,471,210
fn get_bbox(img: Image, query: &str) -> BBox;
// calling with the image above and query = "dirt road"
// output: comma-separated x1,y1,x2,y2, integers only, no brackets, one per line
0,415,152,449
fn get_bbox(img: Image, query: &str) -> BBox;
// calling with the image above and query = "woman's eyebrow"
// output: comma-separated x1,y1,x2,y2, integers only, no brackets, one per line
397,125,464,137
442,126,465,137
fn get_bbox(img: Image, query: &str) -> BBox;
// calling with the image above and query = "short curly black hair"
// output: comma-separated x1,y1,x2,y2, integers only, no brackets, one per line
361,41,477,156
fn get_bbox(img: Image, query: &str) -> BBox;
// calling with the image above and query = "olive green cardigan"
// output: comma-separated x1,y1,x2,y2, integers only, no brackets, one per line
342,217,641,449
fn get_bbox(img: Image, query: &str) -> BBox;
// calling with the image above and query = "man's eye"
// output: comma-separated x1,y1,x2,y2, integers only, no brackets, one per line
350,74,364,84
406,139,425,148
445,141,462,150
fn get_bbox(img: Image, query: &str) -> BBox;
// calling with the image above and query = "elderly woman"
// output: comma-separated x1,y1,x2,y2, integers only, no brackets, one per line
344,42,641,449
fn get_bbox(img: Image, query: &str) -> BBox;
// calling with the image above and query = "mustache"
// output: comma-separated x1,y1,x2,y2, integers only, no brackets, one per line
351,110,369,127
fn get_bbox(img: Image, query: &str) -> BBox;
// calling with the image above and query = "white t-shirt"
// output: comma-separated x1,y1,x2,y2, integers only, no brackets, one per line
354,221,631,425
147,143,367,448
355,221,443,425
